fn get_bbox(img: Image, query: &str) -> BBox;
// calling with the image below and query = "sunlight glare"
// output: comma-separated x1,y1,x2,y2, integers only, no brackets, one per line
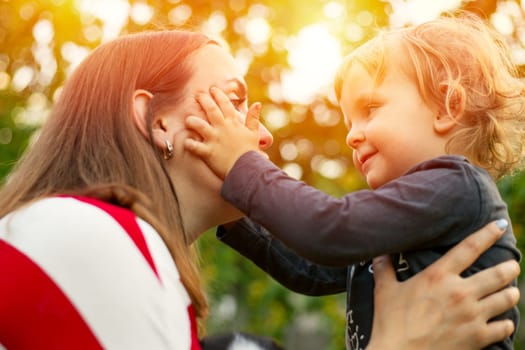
245,17,271,45
345,23,364,42
324,1,345,19
0,128,12,145
388,0,462,27
202,11,227,36
311,155,346,179
234,48,253,76
33,19,54,45
61,42,91,75
356,10,374,27
282,24,342,104
19,4,35,21
75,0,130,42
312,103,340,127
168,5,192,26
12,66,34,92
0,55,8,72
280,142,299,161
0,72,10,90
14,93,50,126
282,162,303,180
130,3,154,26
264,106,289,131
491,11,514,35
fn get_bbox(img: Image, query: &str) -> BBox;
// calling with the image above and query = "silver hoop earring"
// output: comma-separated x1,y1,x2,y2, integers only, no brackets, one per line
164,139,174,160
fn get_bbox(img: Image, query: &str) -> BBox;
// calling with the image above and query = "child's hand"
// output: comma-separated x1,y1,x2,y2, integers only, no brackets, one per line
184,86,262,179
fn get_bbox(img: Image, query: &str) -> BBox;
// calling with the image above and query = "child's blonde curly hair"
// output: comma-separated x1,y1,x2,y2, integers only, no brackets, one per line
335,12,525,180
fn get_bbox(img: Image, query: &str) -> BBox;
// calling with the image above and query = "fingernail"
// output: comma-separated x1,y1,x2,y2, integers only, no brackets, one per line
496,218,508,230
210,86,217,93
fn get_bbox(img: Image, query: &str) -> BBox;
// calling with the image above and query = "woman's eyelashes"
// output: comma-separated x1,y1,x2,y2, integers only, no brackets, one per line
230,97,247,111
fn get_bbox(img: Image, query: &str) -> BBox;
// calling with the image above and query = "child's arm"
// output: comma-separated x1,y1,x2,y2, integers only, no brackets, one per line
217,218,348,296
184,86,264,179
183,87,491,267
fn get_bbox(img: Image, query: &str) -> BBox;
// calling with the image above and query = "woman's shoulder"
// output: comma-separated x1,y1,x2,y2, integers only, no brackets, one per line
0,196,161,270
1,196,129,229
2,197,135,249
0,196,196,349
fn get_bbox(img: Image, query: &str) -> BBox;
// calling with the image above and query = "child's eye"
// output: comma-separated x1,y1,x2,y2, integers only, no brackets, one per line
365,103,380,115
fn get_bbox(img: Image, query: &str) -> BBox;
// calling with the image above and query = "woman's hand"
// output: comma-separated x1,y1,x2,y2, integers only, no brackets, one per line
368,220,520,350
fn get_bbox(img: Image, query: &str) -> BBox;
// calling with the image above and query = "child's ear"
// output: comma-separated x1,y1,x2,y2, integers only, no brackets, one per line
433,113,459,134
434,85,465,134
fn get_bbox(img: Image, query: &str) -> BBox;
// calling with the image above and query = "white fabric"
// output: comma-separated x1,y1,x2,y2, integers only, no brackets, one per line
0,197,193,349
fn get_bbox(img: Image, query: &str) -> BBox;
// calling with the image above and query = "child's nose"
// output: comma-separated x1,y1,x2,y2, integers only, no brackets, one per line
346,129,365,149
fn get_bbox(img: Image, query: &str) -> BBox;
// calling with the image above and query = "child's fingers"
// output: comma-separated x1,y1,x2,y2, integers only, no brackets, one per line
185,116,214,140
196,92,225,125
210,87,240,120
246,102,262,131
184,138,210,157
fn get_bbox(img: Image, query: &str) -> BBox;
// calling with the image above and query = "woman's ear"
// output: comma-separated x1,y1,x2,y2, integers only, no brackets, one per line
132,89,173,158
132,89,154,139
151,124,170,153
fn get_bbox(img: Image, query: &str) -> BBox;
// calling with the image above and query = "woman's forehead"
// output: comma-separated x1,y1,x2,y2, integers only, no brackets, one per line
189,44,247,93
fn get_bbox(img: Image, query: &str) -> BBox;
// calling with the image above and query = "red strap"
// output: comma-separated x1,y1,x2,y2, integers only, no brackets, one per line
71,196,201,349
0,196,201,349
0,240,103,349
188,305,202,350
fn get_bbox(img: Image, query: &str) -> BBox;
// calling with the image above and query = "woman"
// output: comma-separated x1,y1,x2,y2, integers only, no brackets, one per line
0,30,519,349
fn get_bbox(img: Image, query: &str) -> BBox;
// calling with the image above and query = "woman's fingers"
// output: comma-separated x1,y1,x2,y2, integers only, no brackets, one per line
431,220,506,274
371,255,396,290
478,285,520,320
477,319,516,347
467,259,520,299
369,220,519,350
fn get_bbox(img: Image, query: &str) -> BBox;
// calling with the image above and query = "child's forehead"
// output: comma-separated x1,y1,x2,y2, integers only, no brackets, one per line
335,32,409,101
345,33,406,79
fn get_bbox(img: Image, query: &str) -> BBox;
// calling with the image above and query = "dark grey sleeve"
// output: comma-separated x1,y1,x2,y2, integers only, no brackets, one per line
216,218,347,296
222,152,481,266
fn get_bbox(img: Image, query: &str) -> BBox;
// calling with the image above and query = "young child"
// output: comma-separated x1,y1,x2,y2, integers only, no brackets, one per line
184,13,524,349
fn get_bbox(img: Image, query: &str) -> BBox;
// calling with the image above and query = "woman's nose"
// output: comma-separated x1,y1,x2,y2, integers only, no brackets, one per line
258,123,274,150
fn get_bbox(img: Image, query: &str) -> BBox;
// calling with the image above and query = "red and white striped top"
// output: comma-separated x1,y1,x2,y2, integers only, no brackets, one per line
0,196,201,350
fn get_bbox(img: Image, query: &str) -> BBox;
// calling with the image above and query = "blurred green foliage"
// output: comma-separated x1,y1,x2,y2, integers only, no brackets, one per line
1,0,524,348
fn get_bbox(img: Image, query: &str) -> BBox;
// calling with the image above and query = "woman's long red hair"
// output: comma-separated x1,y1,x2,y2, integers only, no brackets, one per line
0,30,210,320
